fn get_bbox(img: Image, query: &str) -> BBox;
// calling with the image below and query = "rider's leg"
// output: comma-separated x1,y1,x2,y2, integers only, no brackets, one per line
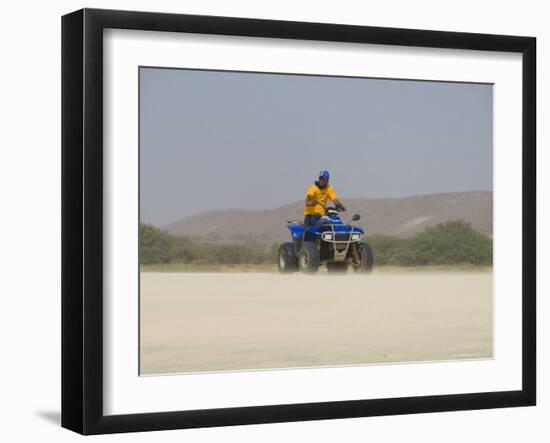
311,214,321,226
303,213,321,249
303,214,321,228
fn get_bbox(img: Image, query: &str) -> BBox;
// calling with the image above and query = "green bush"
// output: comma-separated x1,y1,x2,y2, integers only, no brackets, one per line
369,220,492,266
410,220,492,265
139,223,176,264
139,220,492,267
172,236,198,263
367,235,408,266
139,223,276,265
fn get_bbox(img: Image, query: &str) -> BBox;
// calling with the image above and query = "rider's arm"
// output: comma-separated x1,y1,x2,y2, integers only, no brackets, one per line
305,198,318,207
329,187,346,211
333,199,346,211
305,186,318,207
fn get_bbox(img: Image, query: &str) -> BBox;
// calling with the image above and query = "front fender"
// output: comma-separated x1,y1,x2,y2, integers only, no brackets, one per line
287,224,304,240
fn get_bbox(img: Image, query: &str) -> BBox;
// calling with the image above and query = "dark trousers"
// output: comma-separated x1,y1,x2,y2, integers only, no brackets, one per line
304,214,321,227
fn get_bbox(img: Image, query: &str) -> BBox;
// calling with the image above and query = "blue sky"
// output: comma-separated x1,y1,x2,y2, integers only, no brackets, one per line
140,68,493,226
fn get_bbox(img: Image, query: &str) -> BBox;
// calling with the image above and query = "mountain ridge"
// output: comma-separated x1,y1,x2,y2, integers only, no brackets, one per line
163,191,492,242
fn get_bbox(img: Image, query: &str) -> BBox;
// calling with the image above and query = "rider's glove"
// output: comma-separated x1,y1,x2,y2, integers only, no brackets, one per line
336,203,346,211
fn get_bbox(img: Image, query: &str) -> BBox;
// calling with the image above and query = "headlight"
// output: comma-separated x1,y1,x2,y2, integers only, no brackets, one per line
351,233,361,241
322,233,333,240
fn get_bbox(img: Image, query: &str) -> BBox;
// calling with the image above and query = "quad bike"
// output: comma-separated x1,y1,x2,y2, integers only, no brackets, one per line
278,207,374,274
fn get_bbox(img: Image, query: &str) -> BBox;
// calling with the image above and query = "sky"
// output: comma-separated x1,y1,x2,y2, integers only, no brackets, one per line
140,67,493,226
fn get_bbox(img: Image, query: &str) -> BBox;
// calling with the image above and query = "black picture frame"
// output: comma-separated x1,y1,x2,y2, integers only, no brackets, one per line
62,8,536,435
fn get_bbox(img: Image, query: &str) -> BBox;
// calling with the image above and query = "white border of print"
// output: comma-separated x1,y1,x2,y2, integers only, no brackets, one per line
103,29,522,415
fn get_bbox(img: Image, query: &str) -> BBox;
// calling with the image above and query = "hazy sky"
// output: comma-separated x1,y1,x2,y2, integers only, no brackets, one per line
140,68,493,226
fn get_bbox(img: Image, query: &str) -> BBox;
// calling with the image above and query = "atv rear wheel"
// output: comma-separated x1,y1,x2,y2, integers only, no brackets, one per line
298,241,320,273
353,243,374,273
278,242,298,273
326,262,348,273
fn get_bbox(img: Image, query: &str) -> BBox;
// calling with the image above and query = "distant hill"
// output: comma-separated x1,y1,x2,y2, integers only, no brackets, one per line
164,191,492,243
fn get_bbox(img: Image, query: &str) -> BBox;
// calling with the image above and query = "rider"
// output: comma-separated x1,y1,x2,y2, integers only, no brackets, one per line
303,170,346,227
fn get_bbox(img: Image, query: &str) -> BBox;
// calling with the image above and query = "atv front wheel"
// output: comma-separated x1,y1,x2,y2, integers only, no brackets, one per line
278,242,298,273
298,241,320,273
326,262,348,273
353,243,374,273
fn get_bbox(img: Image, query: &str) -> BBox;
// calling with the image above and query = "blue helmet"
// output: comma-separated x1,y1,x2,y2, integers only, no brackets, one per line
319,170,330,181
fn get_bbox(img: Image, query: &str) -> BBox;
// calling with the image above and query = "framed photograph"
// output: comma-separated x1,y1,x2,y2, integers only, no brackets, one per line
61,8,536,434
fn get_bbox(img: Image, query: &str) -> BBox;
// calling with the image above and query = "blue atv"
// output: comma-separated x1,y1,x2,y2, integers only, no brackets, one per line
278,207,374,274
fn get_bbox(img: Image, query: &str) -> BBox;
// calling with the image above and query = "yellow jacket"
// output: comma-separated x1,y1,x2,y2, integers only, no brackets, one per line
304,183,337,215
